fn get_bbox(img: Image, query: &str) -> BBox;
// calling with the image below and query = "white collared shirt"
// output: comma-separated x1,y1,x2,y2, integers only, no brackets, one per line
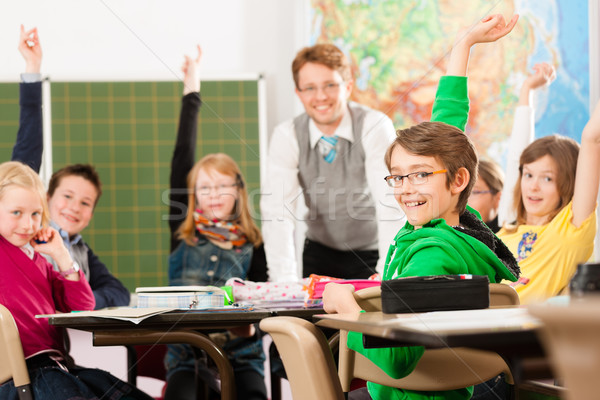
20,243,35,260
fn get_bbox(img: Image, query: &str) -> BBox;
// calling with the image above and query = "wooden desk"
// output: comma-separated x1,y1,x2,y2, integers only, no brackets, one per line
46,306,322,400
314,307,550,383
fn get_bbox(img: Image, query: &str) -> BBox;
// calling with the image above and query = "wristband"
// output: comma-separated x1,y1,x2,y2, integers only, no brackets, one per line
60,262,80,278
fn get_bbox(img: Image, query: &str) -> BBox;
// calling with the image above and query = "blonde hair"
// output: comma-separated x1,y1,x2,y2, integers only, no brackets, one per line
0,161,50,227
176,153,262,247
478,159,504,194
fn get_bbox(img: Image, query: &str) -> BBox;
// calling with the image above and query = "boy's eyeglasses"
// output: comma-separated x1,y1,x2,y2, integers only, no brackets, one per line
196,183,238,195
384,169,447,188
297,82,342,97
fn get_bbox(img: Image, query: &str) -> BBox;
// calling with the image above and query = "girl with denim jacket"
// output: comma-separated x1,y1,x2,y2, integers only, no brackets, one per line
164,46,268,400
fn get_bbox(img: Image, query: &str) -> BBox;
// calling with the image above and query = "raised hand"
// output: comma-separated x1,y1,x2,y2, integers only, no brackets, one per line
18,25,42,74
524,62,556,90
182,44,202,95
518,62,556,106
463,14,520,46
447,14,519,76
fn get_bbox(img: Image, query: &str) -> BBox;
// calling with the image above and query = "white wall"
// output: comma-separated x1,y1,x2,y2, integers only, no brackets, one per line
0,0,309,136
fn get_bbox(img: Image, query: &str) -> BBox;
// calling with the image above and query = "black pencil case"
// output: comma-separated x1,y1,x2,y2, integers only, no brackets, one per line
380,274,490,314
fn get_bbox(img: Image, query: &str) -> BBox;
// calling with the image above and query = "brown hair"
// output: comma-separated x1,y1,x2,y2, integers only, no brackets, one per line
176,153,262,247
0,161,50,227
384,121,478,215
47,164,102,207
292,44,352,89
510,134,579,229
478,159,504,194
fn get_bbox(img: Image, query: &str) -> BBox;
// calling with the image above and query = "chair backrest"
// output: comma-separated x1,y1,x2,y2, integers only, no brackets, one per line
0,304,33,400
489,283,520,307
260,316,345,400
529,298,600,400
338,283,517,392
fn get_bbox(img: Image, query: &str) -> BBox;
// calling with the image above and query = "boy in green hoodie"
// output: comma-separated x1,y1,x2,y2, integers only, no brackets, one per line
322,14,521,400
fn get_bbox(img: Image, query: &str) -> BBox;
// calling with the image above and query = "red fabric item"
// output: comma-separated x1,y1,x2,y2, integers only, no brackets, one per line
350,378,368,391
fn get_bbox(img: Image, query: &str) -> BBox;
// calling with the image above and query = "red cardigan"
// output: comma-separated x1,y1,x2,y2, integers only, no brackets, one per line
0,236,95,358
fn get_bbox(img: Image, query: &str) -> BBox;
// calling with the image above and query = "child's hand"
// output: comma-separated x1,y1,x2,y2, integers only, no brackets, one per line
523,62,556,91
460,14,519,47
447,14,519,77
182,44,202,95
18,25,42,74
31,227,73,270
322,283,362,314
519,62,557,106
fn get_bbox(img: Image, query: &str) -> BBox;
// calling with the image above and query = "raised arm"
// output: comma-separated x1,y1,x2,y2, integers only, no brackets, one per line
571,100,600,227
432,14,518,130
446,14,519,77
12,25,43,172
169,45,202,251
499,63,556,225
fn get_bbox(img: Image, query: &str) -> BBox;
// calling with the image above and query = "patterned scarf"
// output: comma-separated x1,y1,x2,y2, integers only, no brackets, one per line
194,209,247,247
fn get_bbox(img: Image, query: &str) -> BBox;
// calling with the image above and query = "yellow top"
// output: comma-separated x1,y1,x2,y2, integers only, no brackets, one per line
498,202,596,304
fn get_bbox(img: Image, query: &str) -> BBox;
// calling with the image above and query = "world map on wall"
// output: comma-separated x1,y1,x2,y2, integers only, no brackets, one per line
309,0,590,166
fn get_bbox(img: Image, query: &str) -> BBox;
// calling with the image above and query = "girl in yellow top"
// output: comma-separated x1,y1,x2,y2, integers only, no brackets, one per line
498,101,600,304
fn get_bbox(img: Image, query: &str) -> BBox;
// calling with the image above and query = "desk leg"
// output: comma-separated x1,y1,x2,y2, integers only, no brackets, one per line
93,329,236,400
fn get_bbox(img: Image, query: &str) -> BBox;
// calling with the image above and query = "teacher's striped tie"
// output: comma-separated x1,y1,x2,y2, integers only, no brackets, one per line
318,135,339,163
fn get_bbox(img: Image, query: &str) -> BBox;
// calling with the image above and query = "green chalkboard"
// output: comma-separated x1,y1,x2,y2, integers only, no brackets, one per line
0,83,20,160
0,79,262,291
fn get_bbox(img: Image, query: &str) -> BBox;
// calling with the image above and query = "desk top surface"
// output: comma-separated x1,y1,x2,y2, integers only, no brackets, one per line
46,306,322,331
314,307,543,350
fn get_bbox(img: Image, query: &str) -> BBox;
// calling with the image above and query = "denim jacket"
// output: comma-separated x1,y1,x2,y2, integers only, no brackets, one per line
169,236,254,287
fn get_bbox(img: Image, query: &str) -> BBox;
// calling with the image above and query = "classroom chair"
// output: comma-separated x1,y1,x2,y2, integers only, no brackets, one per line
0,304,33,400
489,282,520,308
529,297,600,400
337,284,516,393
260,316,345,400
263,284,519,399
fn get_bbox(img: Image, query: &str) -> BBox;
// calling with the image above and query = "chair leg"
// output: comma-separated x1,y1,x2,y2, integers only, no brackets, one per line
270,372,281,400
125,345,138,385
15,385,33,400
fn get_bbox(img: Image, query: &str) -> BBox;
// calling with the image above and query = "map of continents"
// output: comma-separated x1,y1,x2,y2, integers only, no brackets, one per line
309,0,589,165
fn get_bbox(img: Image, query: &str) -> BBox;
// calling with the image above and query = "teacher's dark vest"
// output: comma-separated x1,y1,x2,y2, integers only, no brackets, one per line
294,102,378,251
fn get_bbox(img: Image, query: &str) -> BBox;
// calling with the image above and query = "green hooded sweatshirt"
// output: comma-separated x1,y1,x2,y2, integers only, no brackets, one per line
347,208,519,400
